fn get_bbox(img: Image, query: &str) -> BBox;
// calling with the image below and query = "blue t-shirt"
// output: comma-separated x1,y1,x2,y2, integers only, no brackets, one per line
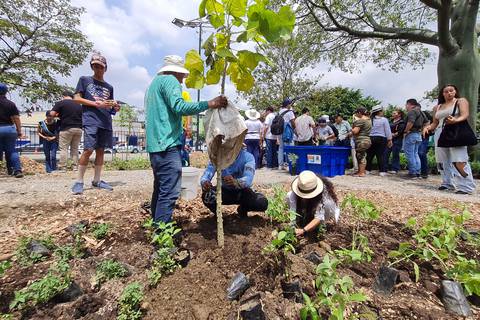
75,76,114,130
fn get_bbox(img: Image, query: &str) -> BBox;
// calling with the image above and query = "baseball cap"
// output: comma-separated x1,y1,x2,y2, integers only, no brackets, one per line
0,83,8,95
90,52,107,69
282,98,292,107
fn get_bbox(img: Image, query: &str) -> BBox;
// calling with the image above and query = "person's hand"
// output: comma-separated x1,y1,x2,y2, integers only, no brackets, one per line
223,175,235,186
48,136,56,141
201,180,212,191
295,228,305,237
387,140,393,148
422,126,430,138
17,132,26,139
208,95,228,109
95,100,110,109
445,115,457,125
113,102,121,112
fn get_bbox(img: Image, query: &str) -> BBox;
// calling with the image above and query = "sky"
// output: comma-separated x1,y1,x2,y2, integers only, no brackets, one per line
64,0,439,112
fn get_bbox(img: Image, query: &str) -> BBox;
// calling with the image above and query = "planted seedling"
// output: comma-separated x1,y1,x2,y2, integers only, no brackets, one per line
300,255,367,320
15,234,56,266
265,186,297,224
150,222,181,249
117,282,144,320
148,248,179,287
0,260,12,277
263,227,297,255
95,259,128,286
90,222,112,240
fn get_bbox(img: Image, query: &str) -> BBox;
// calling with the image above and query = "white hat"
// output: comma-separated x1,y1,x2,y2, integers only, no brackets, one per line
291,170,324,199
321,115,330,123
245,109,260,120
157,55,189,75
371,105,383,113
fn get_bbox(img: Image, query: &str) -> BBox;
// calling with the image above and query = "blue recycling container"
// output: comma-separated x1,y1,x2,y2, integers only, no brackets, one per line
284,145,351,177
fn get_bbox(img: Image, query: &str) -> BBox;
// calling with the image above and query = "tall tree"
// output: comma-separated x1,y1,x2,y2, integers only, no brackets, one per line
241,32,322,110
0,0,92,102
299,0,479,131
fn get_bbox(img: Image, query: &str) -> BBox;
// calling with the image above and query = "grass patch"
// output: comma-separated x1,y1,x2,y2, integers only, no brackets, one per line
105,158,150,171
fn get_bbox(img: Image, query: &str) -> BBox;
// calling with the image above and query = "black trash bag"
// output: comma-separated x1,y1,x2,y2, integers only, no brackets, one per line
281,279,303,303
53,282,83,303
227,272,250,300
174,249,191,268
27,240,51,257
239,294,265,320
441,280,472,317
66,220,88,236
373,266,399,295
304,251,322,265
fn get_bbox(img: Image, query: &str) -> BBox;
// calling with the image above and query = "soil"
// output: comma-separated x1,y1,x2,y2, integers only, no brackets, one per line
0,169,479,319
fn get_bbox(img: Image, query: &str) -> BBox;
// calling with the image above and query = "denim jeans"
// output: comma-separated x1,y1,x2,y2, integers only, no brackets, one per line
0,125,22,173
202,187,268,215
403,132,422,175
278,139,293,167
386,140,402,172
150,146,182,223
42,139,58,173
418,137,429,176
265,139,278,168
245,139,260,168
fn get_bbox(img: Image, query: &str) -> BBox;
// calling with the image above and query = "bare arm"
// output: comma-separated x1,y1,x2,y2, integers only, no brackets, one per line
448,98,469,123
73,93,109,109
11,115,22,136
295,218,321,237
37,126,50,140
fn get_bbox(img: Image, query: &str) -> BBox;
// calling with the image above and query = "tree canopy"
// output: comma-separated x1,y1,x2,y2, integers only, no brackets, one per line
0,0,92,102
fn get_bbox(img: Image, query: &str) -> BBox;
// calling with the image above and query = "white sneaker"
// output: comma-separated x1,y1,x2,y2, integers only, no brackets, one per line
365,171,371,175
387,170,397,174
379,172,387,177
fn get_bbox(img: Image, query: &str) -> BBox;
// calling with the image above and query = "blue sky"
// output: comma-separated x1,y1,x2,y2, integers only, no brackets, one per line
66,0,438,111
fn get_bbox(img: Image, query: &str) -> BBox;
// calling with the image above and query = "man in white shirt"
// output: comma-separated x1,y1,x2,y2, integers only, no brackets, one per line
278,98,295,169
263,106,278,169
294,107,315,145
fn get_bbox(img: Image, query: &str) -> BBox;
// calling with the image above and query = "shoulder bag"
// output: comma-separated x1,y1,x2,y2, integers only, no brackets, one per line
437,101,477,148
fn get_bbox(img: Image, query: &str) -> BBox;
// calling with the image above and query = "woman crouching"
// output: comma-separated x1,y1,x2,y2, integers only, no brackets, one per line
287,170,340,237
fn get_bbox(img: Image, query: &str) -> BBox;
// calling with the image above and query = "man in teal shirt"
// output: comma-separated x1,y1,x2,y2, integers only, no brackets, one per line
145,55,227,223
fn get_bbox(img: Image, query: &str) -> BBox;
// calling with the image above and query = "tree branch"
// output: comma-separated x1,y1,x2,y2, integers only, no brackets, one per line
461,0,480,49
437,0,459,53
419,0,442,9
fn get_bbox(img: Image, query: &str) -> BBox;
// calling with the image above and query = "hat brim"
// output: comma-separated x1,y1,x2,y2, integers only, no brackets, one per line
158,65,189,75
90,60,106,68
246,111,260,120
291,175,324,199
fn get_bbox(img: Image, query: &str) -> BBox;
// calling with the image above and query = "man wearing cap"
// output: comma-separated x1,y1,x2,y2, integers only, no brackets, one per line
145,55,228,223
403,98,428,179
0,83,23,177
51,91,83,171
38,111,59,173
72,52,120,194
278,98,295,169
244,109,263,168
200,148,268,217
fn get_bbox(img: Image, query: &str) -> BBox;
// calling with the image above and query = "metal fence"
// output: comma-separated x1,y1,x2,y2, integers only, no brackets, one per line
16,125,146,154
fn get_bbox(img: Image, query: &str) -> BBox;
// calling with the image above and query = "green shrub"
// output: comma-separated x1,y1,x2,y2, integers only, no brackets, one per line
105,158,150,171
265,186,296,223
117,282,144,320
95,259,128,286
90,223,112,240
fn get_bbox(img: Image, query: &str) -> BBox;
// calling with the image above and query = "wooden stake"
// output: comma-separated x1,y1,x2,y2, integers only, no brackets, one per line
216,166,224,247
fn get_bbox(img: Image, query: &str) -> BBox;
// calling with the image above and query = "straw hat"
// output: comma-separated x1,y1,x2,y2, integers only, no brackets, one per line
245,109,260,120
158,55,189,75
371,105,383,113
291,170,324,199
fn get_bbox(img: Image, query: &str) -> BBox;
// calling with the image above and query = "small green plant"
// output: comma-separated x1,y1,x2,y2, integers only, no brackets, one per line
148,248,179,287
150,222,181,249
266,186,296,223
0,313,13,320
300,255,367,320
105,158,151,171
15,234,57,266
336,195,380,265
117,282,144,320
95,259,128,286
91,222,112,240
0,260,12,277
263,227,298,254
446,256,480,296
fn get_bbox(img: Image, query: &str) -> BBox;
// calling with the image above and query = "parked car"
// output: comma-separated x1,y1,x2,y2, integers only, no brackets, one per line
112,143,143,154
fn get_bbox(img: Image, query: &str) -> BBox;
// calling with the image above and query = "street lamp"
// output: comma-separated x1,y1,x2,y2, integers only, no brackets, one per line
172,17,210,151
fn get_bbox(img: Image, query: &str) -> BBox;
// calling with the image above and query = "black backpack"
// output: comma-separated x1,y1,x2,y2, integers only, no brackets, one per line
271,110,291,135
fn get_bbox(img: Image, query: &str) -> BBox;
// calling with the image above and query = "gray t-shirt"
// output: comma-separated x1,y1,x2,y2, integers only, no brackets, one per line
75,76,114,130
406,108,427,132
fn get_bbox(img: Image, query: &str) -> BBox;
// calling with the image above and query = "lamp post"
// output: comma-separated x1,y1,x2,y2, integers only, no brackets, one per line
172,17,209,151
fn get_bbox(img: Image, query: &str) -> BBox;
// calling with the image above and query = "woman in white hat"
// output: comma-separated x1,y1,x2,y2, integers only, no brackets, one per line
287,170,340,237
365,105,392,176
244,109,263,168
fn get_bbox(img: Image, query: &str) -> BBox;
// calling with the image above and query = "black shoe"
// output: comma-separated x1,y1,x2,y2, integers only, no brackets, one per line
455,190,470,195
438,186,449,190
237,206,248,218
421,174,428,179
14,171,23,178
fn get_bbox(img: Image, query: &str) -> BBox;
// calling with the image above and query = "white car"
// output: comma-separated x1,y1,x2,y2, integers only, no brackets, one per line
113,144,143,153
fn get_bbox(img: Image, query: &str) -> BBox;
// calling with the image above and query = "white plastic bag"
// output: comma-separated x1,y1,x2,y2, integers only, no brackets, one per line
204,102,247,169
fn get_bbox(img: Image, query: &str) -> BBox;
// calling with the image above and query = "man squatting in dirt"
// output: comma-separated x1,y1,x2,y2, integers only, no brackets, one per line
144,55,228,223
200,148,269,217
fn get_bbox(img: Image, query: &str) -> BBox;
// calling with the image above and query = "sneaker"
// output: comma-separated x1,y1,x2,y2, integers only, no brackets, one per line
14,170,23,178
379,172,387,177
438,186,449,190
455,190,470,195
92,180,113,191
365,171,371,175
72,182,84,194
421,174,428,179
403,174,419,179
387,171,397,174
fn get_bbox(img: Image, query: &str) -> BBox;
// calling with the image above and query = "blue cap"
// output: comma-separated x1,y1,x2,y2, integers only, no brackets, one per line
282,97,292,107
0,83,7,95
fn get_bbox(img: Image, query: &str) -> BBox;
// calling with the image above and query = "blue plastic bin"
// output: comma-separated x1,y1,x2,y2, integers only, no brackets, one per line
284,145,351,177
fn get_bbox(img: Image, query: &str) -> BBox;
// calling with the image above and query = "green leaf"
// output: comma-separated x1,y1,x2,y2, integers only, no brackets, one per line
413,262,420,282
184,50,204,73
223,0,247,18
199,0,207,17
349,292,367,302
238,50,264,70
216,47,236,59
206,69,221,85
185,70,205,89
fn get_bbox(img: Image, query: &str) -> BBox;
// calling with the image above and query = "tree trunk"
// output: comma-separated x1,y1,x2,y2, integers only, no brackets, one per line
437,46,480,132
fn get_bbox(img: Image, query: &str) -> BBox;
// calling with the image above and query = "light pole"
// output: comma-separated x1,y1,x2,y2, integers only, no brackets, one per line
172,17,209,151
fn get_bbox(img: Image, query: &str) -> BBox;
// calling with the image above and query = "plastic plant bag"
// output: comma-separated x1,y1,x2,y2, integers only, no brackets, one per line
373,266,399,295
227,272,250,300
441,280,472,316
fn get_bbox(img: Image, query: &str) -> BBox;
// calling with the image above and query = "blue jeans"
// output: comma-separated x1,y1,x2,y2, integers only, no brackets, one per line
42,139,58,173
403,132,422,175
418,137,429,176
386,140,402,172
265,139,278,168
150,146,182,223
0,125,22,173
245,139,260,168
